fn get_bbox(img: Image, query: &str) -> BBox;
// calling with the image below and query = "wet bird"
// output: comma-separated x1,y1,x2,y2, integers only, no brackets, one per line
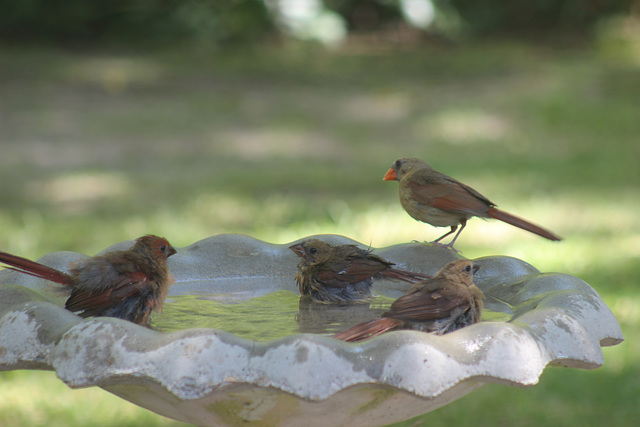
290,239,430,304
384,158,562,249
0,235,176,325
333,259,483,342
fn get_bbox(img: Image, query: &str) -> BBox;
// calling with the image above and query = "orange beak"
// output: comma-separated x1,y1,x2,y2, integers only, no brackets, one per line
383,168,397,181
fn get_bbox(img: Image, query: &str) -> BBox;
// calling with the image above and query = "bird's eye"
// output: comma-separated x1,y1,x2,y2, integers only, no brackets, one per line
160,245,167,252
309,247,318,255
464,265,472,272
395,160,402,168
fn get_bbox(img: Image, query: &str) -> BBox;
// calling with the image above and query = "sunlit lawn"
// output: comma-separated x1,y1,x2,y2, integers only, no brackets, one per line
0,40,638,426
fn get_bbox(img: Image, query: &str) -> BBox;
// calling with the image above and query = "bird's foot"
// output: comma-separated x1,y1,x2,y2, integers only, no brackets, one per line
411,239,462,254
428,240,463,254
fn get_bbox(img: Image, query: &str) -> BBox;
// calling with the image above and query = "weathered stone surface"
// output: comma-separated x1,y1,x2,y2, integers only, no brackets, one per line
0,235,624,426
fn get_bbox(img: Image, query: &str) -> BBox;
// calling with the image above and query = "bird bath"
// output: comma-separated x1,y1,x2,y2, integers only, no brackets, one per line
0,234,624,426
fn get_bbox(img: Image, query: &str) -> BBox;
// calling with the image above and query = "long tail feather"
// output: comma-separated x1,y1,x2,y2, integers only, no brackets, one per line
487,207,562,241
382,268,431,283
333,317,403,342
0,251,73,285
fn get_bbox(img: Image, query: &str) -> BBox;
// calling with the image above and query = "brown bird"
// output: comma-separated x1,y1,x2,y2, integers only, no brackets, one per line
333,259,483,342
384,158,562,249
0,235,176,325
290,239,430,304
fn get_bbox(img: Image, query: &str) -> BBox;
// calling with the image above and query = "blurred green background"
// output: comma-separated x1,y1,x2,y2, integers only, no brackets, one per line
1,1,639,426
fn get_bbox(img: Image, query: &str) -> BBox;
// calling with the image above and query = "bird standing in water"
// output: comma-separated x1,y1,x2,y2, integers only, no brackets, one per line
334,259,484,342
290,239,430,304
0,235,176,325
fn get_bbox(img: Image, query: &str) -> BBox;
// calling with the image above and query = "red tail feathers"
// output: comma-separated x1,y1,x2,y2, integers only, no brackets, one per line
0,251,73,285
487,207,562,241
333,317,403,342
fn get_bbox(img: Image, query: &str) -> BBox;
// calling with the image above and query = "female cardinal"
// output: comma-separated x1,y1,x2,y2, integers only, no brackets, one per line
0,235,176,325
384,158,562,249
333,259,483,342
290,239,430,304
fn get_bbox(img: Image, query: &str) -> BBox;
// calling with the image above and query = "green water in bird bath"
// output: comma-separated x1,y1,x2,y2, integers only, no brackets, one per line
151,287,512,341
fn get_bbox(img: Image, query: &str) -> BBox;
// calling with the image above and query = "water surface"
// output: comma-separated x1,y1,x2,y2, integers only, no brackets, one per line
152,289,512,341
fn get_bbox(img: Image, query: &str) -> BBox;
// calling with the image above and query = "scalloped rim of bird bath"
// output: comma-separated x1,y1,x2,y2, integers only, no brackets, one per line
0,234,624,427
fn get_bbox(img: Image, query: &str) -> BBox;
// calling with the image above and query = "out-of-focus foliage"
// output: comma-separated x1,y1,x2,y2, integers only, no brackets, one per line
0,0,634,46
449,0,633,35
325,0,405,31
0,0,274,45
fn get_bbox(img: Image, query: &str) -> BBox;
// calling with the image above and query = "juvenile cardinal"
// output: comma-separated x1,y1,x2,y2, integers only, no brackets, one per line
333,259,483,342
290,239,430,304
0,235,176,325
384,158,562,249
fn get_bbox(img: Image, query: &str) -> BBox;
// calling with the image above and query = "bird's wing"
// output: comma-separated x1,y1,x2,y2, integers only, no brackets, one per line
385,281,471,321
65,271,149,313
317,256,387,288
406,178,493,216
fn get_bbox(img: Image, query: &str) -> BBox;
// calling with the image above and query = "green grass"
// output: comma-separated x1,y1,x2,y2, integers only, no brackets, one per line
1,40,639,426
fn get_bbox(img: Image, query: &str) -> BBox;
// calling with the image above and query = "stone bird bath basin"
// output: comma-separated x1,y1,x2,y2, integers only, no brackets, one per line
0,234,623,426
